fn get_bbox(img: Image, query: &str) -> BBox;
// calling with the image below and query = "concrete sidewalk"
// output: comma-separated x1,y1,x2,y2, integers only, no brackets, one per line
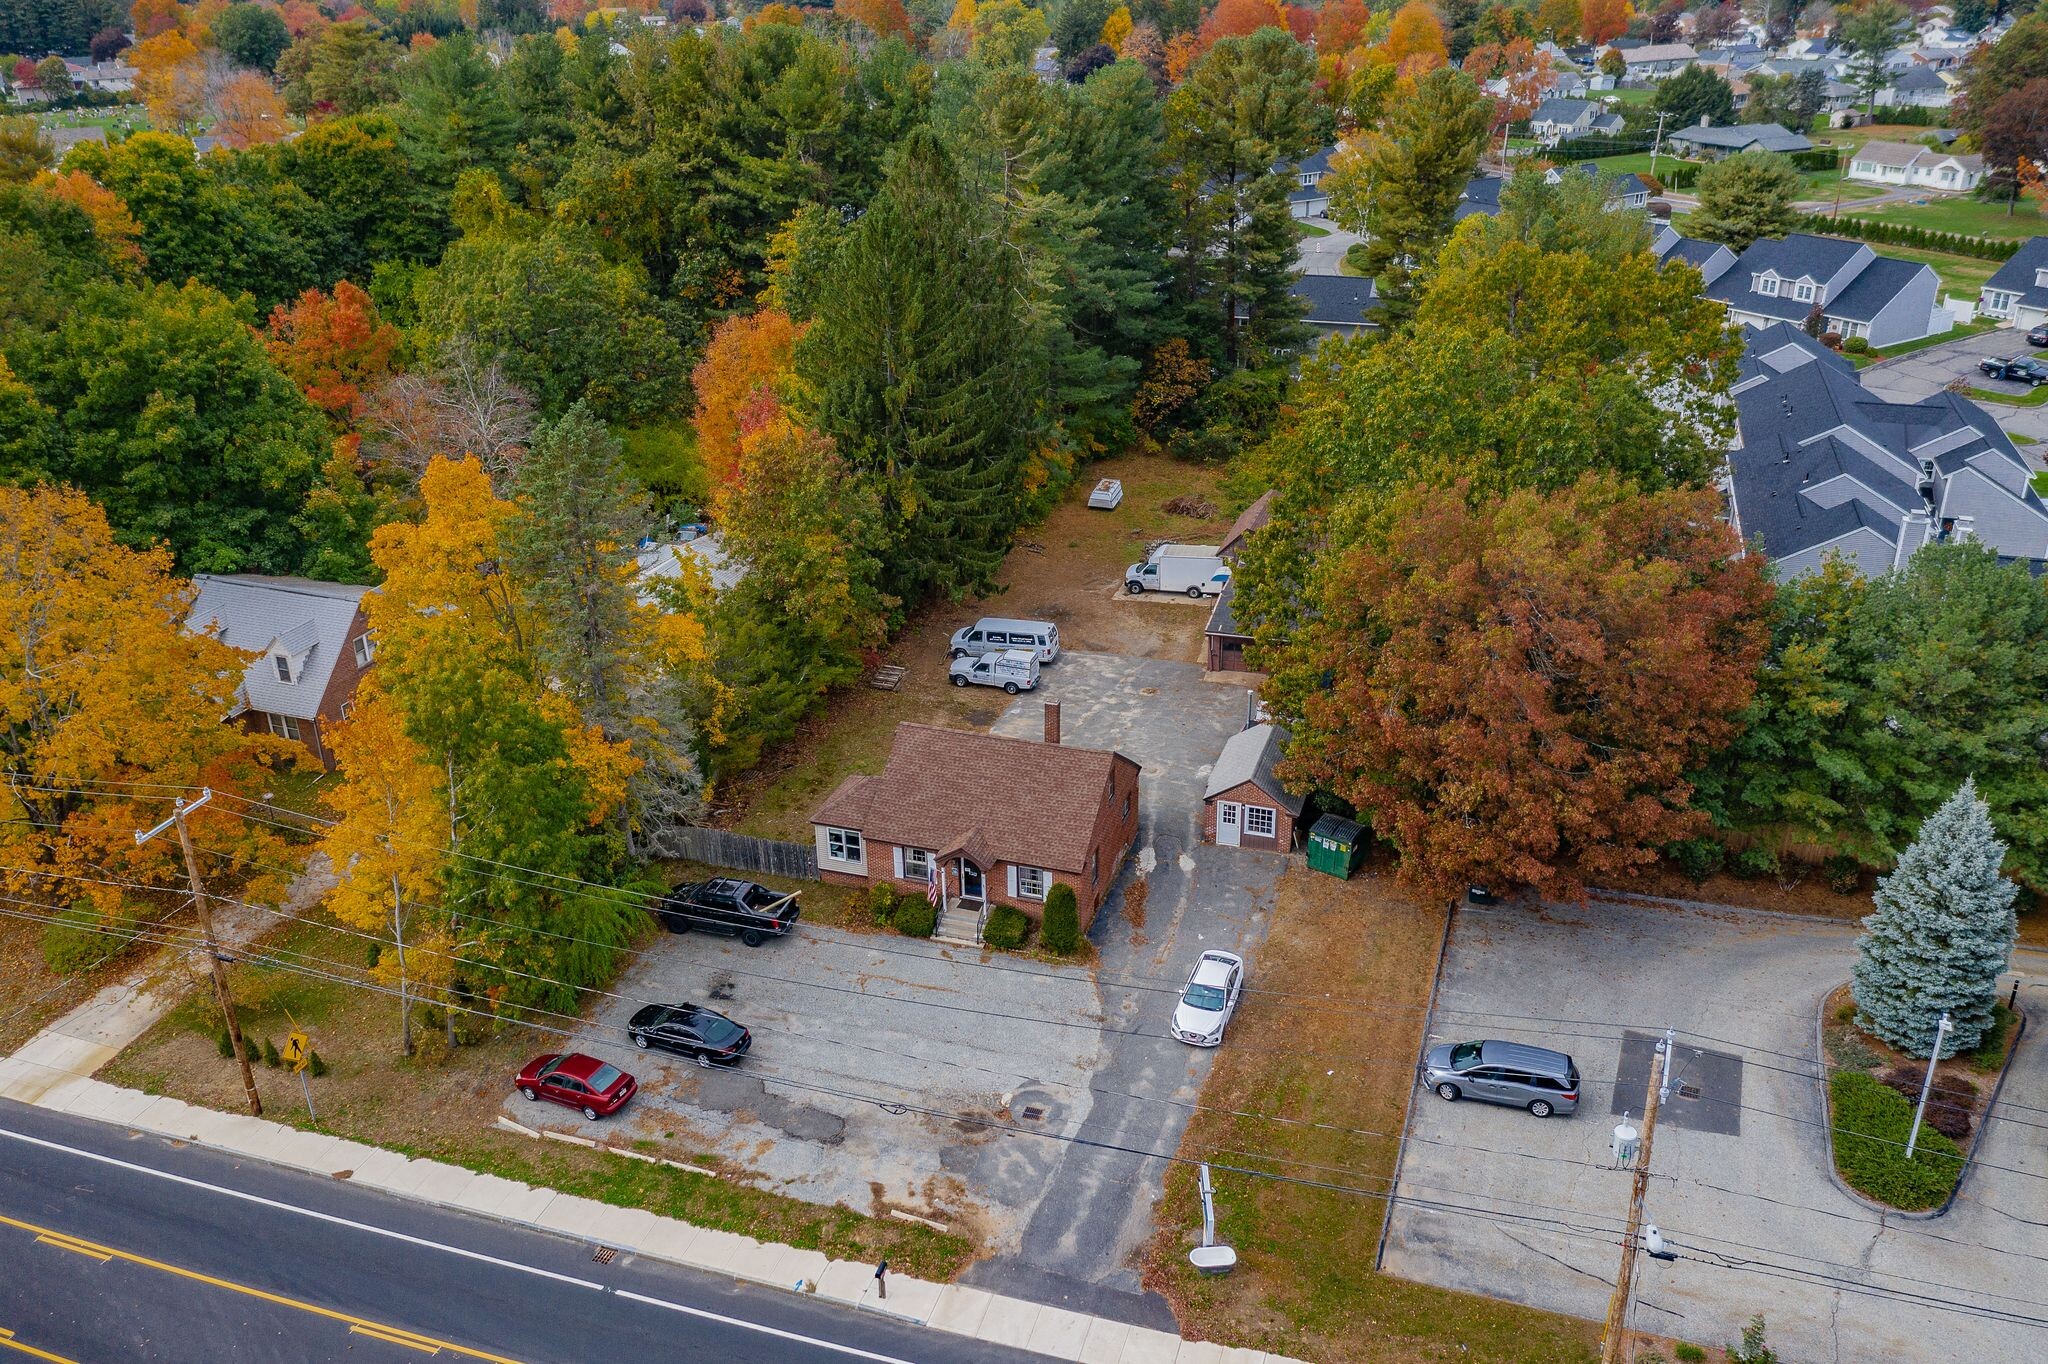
0,1052,1298,1364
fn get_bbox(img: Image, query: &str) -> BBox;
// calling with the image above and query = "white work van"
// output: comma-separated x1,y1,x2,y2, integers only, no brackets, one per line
1126,545,1231,598
948,617,1061,662
949,649,1040,694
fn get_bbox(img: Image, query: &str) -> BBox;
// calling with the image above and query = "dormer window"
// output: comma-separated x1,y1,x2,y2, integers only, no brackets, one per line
1757,274,1779,297
1794,281,1817,302
2035,268,2048,289
274,654,293,683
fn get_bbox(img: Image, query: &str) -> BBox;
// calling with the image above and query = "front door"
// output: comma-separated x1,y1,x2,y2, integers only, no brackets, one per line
1216,802,1241,847
958,860,985,904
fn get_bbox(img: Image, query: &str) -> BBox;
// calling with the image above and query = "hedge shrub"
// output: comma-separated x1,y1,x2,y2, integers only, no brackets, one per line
1667,837,1725,883
1830,1070,1964,1210
894,895,936,938
867,883,900,927
261,1037,282,1068
1796,211,2021,262
1732,846,1781,879
1041,882,1080,955
982,904,1029,950
1822,853,1863,892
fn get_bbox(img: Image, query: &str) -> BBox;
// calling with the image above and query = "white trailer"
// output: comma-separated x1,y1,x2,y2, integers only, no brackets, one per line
1126,544,1231,598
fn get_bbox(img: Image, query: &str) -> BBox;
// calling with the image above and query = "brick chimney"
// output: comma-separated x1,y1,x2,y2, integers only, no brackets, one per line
1043,701,1061,746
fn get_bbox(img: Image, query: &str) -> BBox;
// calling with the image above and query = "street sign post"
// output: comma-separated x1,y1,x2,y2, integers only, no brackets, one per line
281,1029,314,1120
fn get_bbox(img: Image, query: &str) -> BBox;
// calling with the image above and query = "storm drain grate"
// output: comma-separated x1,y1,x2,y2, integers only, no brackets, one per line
1677,1084,1702,1101
593,1246,619,1265
1020,1105,1045,1122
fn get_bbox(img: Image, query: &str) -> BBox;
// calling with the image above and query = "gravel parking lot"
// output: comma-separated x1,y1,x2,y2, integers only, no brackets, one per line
513,652,1285,1327
1382,896,2048,1360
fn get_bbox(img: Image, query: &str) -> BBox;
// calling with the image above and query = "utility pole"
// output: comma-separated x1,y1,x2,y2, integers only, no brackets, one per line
137,790,261,1117
1905,1012,1954,1160
389,862,413,1058
1601,1028,1672,1364
1649,110,1670,180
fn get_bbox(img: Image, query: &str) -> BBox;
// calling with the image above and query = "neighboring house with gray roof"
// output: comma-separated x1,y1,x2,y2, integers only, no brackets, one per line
185,575,376,770
1881,63,1955,107
1665,121,1814,159
1622,43,1697,78
1725,322,2048,578
1653,222,1738,284
1203,723,1303,851
1283,146,1335,218
1454,165,1649,223
44,125,105,158
1705,232,1945,347
1846,140,1983,191
1290,273,1378,338
1528,97,1625,146
1978,236,2048,329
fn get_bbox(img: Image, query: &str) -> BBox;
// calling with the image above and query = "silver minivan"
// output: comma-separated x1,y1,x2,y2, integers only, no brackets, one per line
948,617,1060,663
1423,1039,1580,1118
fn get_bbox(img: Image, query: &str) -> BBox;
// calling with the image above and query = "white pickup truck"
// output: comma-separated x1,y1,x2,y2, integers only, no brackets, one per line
948,649,1040,694
1126,544,1231,598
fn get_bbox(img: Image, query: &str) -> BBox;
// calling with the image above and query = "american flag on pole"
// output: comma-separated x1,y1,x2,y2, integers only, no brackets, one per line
926,858,942,908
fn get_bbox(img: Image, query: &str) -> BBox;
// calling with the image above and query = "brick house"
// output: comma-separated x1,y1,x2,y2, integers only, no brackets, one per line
1202,724,1303,852
810,705,1141,937
185,575,376,771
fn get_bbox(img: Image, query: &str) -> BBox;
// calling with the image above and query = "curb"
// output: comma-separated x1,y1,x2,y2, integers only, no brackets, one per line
0,1060,1310,1364
1810,990,2029,1220
1373,895,1457,1273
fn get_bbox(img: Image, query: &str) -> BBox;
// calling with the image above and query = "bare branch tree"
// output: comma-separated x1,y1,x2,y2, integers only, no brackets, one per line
359,336,535,490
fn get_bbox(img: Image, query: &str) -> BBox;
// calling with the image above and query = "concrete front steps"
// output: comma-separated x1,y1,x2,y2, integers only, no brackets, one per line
933,902,982,946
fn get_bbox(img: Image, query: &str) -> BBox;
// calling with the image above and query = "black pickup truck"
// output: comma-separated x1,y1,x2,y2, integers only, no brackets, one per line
655,878,800,946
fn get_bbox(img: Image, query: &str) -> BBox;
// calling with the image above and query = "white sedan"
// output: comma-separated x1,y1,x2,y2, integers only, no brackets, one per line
1172,950,1245,1047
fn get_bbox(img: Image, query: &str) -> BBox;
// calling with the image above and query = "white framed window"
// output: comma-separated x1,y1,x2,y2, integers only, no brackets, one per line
273,654,293,682
1758,276,1779,297
1244,806,1278,838
352,633,376,667
1794,282,1815,302
265,713,302,742
902,846,931,880
825,827,862,864
340,699,355,722
1014,865,1048,900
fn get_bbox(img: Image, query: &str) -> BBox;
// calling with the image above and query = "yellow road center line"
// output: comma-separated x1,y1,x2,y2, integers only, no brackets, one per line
32,1235,111,1263
0,1213,525,1364
351,1324,442,1355
0,1324,80,1364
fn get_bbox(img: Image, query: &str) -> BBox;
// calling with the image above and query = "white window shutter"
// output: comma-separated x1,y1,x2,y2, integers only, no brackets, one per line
892,847,904,879
1006,865,1017,897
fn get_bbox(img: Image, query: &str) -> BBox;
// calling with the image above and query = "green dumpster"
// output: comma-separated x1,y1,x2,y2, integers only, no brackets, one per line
1306,815,1365,880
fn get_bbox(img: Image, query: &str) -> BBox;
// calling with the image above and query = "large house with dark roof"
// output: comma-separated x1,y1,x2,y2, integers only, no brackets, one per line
1528,97,1625,146
1290,273,1378,338
1653,222,1736,284
1979,236,2048,330
1665,121,1813,158
1285,146,1335,218
810,713,1140,938
1705,233,1944,347
1725,323,2048,577
184,575,377,770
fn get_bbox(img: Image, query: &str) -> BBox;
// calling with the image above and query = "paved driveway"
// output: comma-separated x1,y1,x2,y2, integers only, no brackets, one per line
515,653,1283,1329
1382,897,2048,1360
1296,216,1360,276
1863,328,2048,452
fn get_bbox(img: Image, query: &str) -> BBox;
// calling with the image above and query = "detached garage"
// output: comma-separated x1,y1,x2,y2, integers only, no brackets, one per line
1203,723,1304,851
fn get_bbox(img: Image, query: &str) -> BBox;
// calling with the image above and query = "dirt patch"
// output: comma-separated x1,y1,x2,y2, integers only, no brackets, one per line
1163,494,1217,518
1141,866,1599,1364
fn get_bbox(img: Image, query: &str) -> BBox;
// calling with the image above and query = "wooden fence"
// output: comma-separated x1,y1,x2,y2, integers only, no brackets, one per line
662,826,819,881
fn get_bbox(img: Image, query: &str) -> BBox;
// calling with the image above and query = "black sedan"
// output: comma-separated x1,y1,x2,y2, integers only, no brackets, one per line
2027,323,2048,347
627,1003,751,1067
1978,356,2048,385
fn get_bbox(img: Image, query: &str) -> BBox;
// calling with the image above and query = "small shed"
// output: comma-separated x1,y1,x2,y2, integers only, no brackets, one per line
1203,723,1304,851
1306,815,1366,880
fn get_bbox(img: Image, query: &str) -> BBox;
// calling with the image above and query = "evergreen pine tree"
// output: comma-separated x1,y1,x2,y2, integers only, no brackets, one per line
798,126,1037,606
1851,778,2018,1058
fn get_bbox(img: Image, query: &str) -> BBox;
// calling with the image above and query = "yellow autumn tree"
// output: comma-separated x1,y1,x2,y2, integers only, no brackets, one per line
131,29,210,131
0,485,300,923
213,72,289,148
1101,4,1133,52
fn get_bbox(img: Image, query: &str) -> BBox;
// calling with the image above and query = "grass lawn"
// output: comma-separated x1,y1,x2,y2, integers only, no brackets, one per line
1583,151,1690,181
1841,195,2048,242
1809,124,1950,158
709,450,1231,841
102,915,974,1280
1295,219,1330,238
1798,169,1888,203
1141,868,1600,1364
2033,471,2048,495
1607,86,1655,106
1965,383,2048,407
1857,240,2002,301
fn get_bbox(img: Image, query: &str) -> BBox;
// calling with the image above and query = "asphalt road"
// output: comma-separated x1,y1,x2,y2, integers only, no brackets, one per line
0,1099,1046,1364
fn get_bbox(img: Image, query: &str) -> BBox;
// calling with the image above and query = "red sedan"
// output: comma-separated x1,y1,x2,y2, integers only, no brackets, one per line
514,1052,637,1121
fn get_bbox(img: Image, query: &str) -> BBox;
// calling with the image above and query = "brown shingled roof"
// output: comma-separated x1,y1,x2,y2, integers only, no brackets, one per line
810,723,1137,874
1220,490,1276,557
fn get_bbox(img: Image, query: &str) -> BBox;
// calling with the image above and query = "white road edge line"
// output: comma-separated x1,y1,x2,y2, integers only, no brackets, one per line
614,1290,922,1364
0,1120,950,1362
0,1121,605,1290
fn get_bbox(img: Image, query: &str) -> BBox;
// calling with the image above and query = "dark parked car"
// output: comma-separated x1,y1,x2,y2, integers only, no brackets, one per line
1423,1039,1580,1118
514,1052,636,1120
2026,323,2048,347
1978,356,2048,385
656,878,800,946
628,1003,751,1066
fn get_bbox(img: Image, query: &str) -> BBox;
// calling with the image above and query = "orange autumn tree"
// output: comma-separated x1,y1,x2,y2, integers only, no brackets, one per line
1380,0,1448,72
690,308,806,490
0,484,302,919
265,280,400,426
1193,0,1288,55
213,71,290,148
131,0,187,39
33,170,145,268
130,29,209,130
836,0,913,40
1580,0,1631,46
1316,0,1371,52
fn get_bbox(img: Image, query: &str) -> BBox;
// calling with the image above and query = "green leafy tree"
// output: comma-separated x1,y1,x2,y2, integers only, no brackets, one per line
1165,29,1319,364
212,3,292,72
1332,65,1492,330
1654,63,1736,128
1053,0,1118,58
797,127,1037,607
3,279,330,573
271,112,448,278
1687,149,1803,250
973,0,1052,65
1959,10,2048,139
1851,778,2019,1057
1457,164,1651,262
304,21,401,117
1839,0,1910,114
0,115,53,183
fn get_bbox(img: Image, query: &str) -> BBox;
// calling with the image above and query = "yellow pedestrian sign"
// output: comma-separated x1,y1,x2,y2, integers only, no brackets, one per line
281,1030,310,1073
